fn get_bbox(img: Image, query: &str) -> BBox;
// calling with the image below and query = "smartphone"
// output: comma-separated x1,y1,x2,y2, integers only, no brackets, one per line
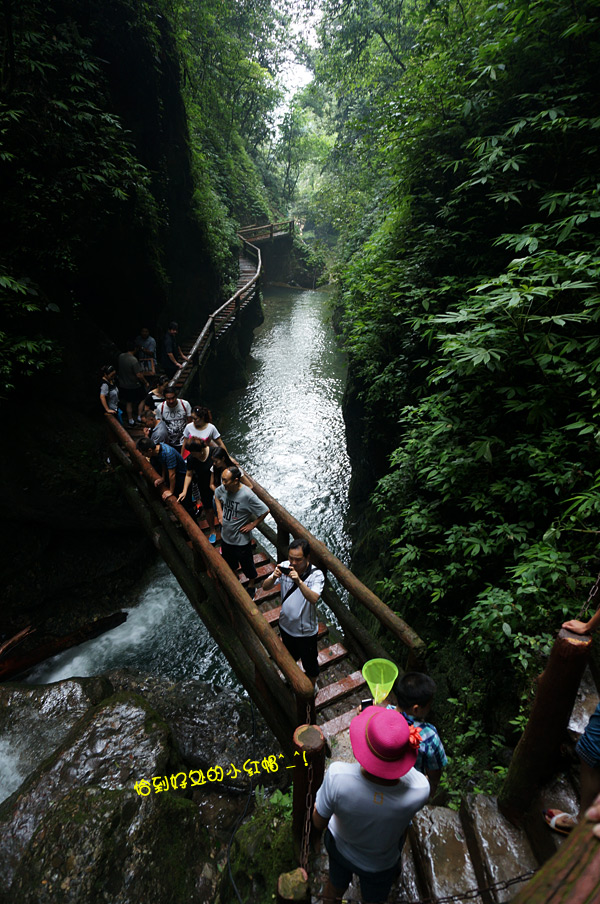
360,699,373,711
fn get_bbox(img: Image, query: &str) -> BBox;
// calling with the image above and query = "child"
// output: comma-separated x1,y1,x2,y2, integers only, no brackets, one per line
391,672,447,795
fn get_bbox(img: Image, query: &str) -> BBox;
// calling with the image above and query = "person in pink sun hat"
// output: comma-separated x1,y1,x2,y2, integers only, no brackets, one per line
313,707,430,904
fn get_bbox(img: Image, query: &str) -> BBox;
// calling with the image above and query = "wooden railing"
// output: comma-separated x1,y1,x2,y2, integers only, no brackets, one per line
249,476,427,664
168,234,262,391
238,220,294,242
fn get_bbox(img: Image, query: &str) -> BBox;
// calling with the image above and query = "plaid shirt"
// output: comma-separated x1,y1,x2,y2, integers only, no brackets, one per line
387,706,448,774
403,713,448,774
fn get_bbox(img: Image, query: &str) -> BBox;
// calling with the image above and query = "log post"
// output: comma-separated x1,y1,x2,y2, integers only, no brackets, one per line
499,628,592,822
510,818,600,903
277,521,290,563
291,724,326,854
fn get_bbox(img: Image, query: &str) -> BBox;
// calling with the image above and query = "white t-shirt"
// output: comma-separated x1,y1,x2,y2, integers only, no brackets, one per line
315,762,429,871
278,563,325,637
182,422,221,445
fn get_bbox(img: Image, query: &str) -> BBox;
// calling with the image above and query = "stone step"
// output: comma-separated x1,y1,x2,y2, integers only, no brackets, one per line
460,794,538,903
315,671,366,711
410,805,478,901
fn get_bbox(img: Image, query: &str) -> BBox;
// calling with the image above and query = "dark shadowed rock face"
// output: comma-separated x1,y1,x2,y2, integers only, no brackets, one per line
103,669,279,772
10,788,211,904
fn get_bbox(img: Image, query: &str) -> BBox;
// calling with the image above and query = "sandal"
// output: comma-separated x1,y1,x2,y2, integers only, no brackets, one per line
543,809,578,835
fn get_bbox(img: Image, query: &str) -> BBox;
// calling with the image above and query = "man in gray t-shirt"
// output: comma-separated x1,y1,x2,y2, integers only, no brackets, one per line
214,467,269,596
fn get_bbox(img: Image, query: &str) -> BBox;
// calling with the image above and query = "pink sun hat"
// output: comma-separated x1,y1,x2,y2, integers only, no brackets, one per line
349,706,421,779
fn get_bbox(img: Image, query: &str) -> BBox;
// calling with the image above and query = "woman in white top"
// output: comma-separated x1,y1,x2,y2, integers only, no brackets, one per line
182,406,228,454
99,365,120,420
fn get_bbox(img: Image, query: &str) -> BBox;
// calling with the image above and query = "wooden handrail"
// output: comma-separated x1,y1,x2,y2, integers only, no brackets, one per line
248,475,426,659
238,220,294,237
105,417,315,702
168,235,262,389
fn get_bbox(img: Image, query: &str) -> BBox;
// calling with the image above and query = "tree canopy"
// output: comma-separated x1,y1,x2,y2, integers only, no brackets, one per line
291,0,600,789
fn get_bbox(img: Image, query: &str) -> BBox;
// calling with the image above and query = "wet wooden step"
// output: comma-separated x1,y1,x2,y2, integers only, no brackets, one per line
238,564,274,585
297,643,348,674
410,806,478,901
315,671,366,711
320,708,356,739
460,794,537,903
253,583,281,604
317,642,348,670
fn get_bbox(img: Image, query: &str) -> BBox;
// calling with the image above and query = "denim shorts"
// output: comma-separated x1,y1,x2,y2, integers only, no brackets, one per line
324,830,400,903
577,701,600,768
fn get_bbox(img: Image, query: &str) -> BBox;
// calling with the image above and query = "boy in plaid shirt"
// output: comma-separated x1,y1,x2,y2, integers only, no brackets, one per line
389,672,447,795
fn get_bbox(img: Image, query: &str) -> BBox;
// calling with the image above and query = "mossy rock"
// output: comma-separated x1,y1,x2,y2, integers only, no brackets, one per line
217,801,296,904
10,786,211,903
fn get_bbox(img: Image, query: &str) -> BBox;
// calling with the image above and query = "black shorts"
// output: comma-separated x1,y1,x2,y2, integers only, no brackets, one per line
279,626,319,679
221,540,258,581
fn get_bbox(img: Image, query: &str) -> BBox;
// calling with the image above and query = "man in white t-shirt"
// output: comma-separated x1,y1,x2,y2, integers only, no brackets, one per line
313,707,429,903
158,388,191,450
261,538,325,688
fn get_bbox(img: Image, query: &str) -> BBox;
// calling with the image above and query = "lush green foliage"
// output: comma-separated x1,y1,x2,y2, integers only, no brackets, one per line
0,1,157,392
304,0,600,779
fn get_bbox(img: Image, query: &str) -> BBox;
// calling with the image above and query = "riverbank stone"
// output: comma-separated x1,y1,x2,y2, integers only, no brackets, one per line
0,677,112,804
9,787,210,904
0,691,181,892
103,669,284,778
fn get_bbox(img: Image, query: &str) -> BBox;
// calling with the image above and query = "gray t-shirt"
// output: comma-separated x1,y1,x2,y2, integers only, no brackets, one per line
215,484,268,546
118,352,141,389
278,563,325,637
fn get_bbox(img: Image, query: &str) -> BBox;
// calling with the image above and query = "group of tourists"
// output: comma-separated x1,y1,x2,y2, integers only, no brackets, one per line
99,326,454,902
100,324,600,900
99,323,189,426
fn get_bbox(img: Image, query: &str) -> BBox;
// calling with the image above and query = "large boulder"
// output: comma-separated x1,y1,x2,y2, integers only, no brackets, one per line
0,692,183,895
0,677,112,803
9,787,210,904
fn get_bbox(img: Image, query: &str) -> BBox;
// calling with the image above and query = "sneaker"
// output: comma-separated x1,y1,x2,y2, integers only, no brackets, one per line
208,533,217,544
136,415,142,423
128,418,135,426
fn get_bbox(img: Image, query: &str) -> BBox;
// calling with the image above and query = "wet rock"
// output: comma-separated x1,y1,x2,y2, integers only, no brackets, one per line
410,805,477,899
103,669,283,778
0,677,112,804
568,666,599,739
398,835,424,901
0,691,180,891
460,794,537,903
9,787,210,904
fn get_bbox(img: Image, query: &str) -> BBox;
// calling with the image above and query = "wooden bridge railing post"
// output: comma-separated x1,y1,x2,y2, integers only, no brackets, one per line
291,723,325,854
498,627,592,823
510,814,600,903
